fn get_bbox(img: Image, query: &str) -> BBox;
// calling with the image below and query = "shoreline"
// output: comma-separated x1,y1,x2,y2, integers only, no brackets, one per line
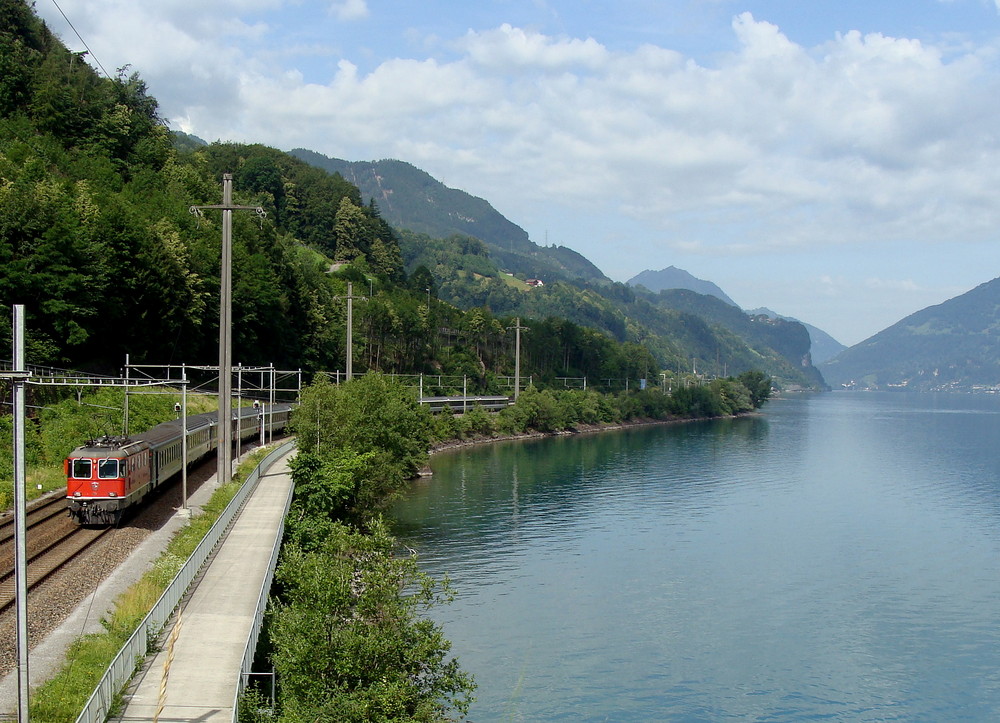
421,412,751,472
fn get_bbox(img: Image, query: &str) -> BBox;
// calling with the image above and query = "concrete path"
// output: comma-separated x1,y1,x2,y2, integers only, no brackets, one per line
116,450,293,723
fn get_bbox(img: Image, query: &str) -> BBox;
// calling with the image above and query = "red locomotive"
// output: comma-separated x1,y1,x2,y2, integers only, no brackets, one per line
65,404,291,525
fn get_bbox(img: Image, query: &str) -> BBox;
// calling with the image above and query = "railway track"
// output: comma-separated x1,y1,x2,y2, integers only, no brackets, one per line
0,496,112,615
0,495,68,547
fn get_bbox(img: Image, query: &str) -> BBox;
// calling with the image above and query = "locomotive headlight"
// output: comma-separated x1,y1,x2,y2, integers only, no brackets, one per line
73,491,81,497
109,492,118,497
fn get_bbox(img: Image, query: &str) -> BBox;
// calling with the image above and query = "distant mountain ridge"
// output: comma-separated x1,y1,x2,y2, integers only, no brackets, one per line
749,308,847,365
629,267,845,365
288,150,607,283
628,266,739,307
820,276,1000,391
646,289,828,390
288,150,828,389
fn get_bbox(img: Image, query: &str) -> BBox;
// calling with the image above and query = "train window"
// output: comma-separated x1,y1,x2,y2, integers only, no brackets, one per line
98,459,120,478
72,459,92,478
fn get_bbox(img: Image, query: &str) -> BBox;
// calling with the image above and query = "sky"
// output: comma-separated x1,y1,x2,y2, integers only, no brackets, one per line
31,0,1000,346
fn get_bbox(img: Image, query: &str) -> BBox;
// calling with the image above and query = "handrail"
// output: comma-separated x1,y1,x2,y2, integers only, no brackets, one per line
74,439,296,723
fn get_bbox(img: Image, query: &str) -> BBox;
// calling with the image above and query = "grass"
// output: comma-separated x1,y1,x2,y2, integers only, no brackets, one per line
499,273,530,291
0,467,65,511
28,446,275,723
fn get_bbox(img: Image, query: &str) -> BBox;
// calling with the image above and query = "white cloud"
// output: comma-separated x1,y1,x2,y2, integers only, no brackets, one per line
459,23,608,71
31,2,1000,340
329,0,368,21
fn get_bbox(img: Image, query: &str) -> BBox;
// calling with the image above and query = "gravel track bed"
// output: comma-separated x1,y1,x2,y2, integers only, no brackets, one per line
0,461,218,679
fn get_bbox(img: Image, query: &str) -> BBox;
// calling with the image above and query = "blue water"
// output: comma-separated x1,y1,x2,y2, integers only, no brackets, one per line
390,393,1000,721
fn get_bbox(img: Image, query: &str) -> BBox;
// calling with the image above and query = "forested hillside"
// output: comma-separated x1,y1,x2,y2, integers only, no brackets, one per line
0,0,824,392
0,0,386,371
748,308,846,365
290,155,825,389
288,151,608,283
398,231,823,388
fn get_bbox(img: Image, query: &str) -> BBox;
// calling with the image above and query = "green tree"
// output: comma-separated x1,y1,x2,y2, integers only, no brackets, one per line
236,155,286,223
409,264,436,298
270,520,476,722
737,370,772,408
334,196,365,262
285,448,378,546
710,378,754,415
369,234,404,279
291,373,432,490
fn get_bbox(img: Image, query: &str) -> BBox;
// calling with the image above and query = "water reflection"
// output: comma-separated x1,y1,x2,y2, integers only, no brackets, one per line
391,395,1000,721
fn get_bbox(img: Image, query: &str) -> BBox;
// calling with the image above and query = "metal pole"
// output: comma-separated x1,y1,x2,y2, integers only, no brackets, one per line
218,174,234,487
255,400,263,448
346,282,353,382
123,353,130,436
181,365,188,514
269,365,275,444
514,317,522,400
260,368,267,447
190,173,263,487
11,306,29,723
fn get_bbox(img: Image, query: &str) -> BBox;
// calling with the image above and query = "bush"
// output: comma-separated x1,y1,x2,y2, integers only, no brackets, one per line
270,519,475,722
292,373,432,480
667,385,726,418
462,405,496,437
286,448,379,537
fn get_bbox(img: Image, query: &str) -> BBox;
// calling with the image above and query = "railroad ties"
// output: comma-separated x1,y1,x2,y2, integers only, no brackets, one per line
0,496,109,615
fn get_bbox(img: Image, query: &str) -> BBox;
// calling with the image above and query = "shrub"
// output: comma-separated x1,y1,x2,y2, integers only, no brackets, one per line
270,519,475,722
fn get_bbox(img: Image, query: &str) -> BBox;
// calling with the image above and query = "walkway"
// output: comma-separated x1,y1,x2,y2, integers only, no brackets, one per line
116,450,294,723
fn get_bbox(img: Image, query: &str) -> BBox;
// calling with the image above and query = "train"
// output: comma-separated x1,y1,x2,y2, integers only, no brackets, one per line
65,403,293,525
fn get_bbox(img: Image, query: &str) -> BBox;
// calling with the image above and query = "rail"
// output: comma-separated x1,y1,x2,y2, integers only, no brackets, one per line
74,439,296,723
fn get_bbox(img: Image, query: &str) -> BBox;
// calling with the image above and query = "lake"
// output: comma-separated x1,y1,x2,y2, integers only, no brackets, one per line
389,392,1000,721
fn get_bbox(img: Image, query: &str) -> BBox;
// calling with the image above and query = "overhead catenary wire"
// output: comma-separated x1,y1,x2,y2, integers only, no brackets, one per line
48,0,113,79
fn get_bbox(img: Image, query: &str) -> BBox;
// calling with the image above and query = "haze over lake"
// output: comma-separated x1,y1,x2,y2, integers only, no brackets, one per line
391,393,1000,721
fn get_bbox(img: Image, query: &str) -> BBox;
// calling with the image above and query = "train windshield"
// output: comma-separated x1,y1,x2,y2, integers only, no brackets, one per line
71,459,92,479
97,459,120,479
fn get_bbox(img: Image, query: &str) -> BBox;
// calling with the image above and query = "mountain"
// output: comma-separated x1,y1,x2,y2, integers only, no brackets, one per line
171,130,208,152
819,277,1000,391
749,308,847,365
0,0,823,397
626,266,844,364
644,290,828,390
627,266,739,307
288,150,607,284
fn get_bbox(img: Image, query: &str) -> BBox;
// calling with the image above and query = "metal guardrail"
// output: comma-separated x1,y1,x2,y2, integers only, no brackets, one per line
74,439,297,723
419,395,511,413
